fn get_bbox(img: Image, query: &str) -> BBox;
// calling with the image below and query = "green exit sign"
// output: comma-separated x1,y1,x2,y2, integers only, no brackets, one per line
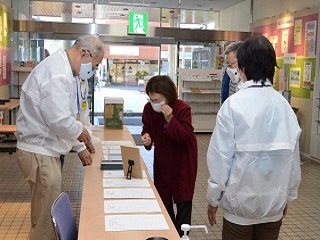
128,12,148,35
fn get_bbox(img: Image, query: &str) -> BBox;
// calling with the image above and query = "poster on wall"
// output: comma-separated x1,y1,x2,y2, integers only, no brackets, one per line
0,15,2,42
294,19,302,45
253,11,318,99
0,52,2,78
3,12,7,38
270,36,278,51
303,61,312,89
3,55,6,80
284,53,297,65
304,20,316,57
281,30,288,54
289,68,301,88
277,15,294,29
0,5,11,87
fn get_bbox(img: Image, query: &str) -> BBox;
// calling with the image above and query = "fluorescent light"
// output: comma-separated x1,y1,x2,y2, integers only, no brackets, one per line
109,2,151,7
90,24,96,34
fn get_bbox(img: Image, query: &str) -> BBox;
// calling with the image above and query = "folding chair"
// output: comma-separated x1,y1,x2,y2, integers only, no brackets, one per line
51,192,78,240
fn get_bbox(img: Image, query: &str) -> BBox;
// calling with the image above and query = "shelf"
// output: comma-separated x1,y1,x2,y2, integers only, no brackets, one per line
180,79,220,82
178,68,221,132
13,66,33,72
13,67,33,98
182,89,220,94
187,100,217,103
192,112,216,115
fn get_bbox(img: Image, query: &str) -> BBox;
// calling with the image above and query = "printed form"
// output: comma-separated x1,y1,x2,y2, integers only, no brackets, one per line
104,188,155,199
103,178,150,188
104,199,161,214
105,214,169,231
103,170,147,178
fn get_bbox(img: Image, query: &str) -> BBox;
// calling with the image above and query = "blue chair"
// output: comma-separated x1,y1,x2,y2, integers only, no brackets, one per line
51,192,78,240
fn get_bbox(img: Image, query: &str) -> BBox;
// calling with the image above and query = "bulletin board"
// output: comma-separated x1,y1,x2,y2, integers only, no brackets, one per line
0,4,11,87
275,58,316,99
253,8,318,99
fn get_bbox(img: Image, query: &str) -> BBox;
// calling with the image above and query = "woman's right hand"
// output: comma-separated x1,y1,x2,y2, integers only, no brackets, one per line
141,133,152,147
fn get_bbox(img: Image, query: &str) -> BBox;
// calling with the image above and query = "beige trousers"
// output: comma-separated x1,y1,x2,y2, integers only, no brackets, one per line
16,149,62,240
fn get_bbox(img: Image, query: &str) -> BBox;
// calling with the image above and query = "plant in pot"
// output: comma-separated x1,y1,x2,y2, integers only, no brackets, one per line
135,70,149,81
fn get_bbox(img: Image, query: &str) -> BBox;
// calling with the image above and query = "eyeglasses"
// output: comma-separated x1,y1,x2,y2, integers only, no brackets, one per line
82,49,92,58
147,97,164,103
82,49,99,70
226,59,238,68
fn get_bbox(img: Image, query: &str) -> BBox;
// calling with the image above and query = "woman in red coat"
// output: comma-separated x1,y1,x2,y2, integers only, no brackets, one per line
141,75,198,236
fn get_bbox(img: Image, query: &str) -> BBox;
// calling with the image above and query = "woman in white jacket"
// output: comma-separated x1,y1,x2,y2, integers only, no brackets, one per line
207,35,301,240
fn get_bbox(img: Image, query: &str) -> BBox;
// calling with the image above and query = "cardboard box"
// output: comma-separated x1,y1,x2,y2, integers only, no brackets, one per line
104,97,124,129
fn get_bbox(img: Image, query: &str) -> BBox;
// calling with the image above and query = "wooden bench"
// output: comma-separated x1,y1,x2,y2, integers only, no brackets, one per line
0,125,17,154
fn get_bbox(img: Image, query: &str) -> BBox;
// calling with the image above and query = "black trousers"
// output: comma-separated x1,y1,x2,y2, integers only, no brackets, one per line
166,200,192,237
60,155,65,171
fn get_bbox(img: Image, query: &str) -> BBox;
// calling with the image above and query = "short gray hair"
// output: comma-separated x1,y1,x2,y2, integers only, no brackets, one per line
74,35,104,58
224,41,243,55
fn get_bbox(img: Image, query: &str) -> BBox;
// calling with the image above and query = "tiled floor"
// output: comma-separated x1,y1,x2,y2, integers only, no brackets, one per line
1,86,320,239
1,133,320,240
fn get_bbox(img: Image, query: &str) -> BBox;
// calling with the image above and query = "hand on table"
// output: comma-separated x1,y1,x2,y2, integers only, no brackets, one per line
78,149,93,166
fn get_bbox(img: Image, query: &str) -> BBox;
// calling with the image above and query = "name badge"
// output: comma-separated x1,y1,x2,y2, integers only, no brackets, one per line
81,100,87,110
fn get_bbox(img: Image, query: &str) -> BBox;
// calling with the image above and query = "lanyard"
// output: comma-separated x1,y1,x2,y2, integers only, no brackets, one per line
76,77,80,118
247,83,272,88
80,80,87,99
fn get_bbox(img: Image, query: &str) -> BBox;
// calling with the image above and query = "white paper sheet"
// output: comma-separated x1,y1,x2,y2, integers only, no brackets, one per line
104,199,161,214
101,141,133,146
109,149,122,154
102,155,122,161
103,170,147,178
102,147,122,154
104,188,155,199
105,214,169,231
103,178,150,188
103,170,125,178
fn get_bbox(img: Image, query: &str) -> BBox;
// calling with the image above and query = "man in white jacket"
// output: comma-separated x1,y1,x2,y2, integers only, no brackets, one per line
15,35,104,240
207,35,301,240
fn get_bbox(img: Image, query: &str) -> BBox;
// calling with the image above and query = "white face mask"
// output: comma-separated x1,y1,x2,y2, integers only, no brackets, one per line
226,67,240,83
150,101,165,113
79,62,95,79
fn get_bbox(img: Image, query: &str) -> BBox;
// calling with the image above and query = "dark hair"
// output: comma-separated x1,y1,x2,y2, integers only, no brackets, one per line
44,49,50,58
145,75,178,103
237,35,278,84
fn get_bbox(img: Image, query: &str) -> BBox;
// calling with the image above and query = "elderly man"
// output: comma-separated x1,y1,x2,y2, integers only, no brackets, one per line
15,35,104,240
220,41,243,104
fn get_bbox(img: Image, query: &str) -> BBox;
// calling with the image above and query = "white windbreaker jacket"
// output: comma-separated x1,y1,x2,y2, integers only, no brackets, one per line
207,80,301,225
71,77,99,153
15,48,83,158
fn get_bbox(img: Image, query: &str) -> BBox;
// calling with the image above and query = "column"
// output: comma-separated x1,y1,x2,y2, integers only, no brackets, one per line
168,9,180,84
61,2,73,49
